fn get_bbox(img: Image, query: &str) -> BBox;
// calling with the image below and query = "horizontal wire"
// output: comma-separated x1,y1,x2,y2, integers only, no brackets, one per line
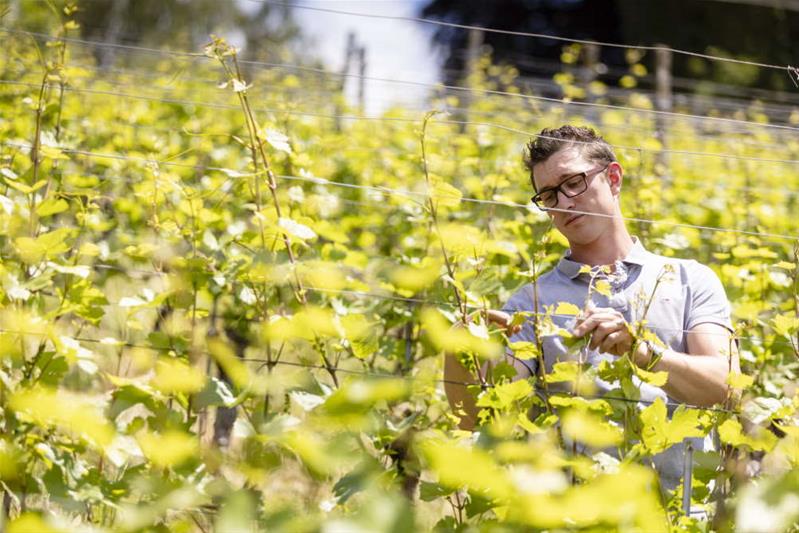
53,264,794,347
252,0,793,74
4,28,794,117
4,79,799,167
0,326,739,413
2,139,798,241
1,99,796,198
9,39,797,123
3,27,799,135
25,247,798,345
4,64,796,153
238,358,740,414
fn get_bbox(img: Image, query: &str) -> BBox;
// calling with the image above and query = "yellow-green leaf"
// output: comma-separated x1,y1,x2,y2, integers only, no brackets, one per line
726,372,754,390
35,198,69,217
554,302,581,316
561,410,623,448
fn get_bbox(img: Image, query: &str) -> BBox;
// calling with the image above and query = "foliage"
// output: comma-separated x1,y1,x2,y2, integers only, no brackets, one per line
0,3,797,531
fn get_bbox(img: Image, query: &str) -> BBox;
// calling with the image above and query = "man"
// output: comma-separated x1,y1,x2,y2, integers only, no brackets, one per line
444,125,738,489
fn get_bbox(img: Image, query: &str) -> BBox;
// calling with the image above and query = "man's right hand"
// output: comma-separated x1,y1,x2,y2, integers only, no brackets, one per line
455,309,522,336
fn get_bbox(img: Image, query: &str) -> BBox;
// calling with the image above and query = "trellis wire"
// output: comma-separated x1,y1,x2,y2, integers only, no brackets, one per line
2,27,798,135
3,80,799,167
0,326,739,414
58,260,799,346
2,138,798,241
249,0,794,74
3,68,797,154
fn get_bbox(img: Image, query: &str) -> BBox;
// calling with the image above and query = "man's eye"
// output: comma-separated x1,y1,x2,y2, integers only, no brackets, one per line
563,175,584,190
540,191,557,204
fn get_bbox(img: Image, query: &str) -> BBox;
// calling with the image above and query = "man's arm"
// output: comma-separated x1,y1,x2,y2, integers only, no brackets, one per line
574,309,739,407
443,311,530,430
647,322,740,406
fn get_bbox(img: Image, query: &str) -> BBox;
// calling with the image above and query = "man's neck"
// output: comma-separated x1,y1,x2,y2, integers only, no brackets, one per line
568,229,635,266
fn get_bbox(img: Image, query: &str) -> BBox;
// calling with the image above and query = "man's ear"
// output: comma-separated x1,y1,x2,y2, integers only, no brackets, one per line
607,163,623,195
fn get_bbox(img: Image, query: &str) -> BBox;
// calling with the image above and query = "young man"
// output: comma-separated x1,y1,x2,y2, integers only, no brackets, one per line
444,125,738,489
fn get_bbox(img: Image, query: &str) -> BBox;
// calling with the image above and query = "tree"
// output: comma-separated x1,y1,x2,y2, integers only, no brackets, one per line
419,0,798,92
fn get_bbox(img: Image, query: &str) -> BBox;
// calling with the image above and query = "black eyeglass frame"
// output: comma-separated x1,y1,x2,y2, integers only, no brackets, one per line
530,162,613,211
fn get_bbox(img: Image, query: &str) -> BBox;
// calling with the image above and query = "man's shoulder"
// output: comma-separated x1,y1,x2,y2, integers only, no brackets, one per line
639,249,718,282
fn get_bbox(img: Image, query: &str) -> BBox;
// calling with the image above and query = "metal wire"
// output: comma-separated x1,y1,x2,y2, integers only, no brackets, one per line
3,66,796,154
3,79,799,167
2,27,798,134
2,139,798,241
251,0,794,73
0,326,739,413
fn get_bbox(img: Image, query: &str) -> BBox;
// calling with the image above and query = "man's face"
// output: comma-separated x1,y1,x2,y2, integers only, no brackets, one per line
531,147,620,246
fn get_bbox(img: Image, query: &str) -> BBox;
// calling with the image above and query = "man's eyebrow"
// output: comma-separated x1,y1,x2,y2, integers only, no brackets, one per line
537,171,581,192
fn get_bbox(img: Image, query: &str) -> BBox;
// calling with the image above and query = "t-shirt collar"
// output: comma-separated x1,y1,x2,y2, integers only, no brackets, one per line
556,237,648,279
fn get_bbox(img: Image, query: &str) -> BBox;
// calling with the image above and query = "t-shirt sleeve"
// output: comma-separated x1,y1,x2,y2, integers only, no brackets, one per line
685,262,733,332
501,286,540,378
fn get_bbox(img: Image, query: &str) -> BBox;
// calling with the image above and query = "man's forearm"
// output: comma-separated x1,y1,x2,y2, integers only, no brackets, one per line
443,353,478,430
649,350,733,406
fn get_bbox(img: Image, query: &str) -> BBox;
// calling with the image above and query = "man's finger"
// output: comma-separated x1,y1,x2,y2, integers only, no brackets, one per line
599,331,626,355
573,312,623,337
486,309,511,326
588,320,623,350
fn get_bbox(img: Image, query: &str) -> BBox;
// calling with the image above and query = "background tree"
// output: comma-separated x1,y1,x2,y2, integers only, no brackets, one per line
420,0,798,93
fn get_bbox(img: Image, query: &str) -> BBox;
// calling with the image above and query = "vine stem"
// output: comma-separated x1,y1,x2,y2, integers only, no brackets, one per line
209,38,337,387
420,111,485,390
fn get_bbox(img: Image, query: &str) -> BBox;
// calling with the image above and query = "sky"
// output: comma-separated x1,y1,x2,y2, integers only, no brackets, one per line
289,1,442,114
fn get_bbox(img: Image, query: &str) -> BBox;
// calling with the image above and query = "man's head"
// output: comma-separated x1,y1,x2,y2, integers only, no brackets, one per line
523,126,625,246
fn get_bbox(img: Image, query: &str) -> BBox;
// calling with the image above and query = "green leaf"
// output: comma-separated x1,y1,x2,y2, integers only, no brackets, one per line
419,439,514,501
35,198,69,217
593,279,612,297
278,216,317,241
554,302,581,316
544,361,585,384
635,367,669,387
561,410,623,448
214,490,256,533
419,481,455,502
429,179,462,208
726,372,754,390
639,399,704,454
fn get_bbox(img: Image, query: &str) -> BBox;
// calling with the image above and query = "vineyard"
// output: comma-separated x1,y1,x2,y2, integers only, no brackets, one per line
0,3,798,532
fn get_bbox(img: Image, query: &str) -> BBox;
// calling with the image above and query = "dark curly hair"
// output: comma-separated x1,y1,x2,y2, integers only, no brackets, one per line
523,125,617,189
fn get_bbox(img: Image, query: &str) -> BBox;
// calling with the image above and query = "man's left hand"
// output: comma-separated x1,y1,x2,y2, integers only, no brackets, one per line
572,306,649,365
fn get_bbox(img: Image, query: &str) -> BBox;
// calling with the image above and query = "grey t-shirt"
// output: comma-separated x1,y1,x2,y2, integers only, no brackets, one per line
502,238,733,489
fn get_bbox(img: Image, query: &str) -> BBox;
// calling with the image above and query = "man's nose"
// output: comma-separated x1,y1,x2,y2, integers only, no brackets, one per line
557,189,576,210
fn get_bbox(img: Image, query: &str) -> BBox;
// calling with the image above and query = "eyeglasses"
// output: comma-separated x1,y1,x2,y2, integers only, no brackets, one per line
531,163,611,210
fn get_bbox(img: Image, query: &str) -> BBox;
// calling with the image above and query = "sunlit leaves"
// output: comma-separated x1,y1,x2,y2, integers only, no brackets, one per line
561,410,623,448
136,430,199,468
13,227,75,264
717,418,777,452
419,438,514,501
638,399,706,455
0,18,797,533
420,308,502,359
9,387,114,448
151,358,206,394
389,259,442,293
510,464,667,531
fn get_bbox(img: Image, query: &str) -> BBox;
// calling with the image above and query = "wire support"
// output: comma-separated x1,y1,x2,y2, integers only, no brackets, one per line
3,79,799,167
0,326,739,413
24,258,799,346
251,0,794,74
2,28,799,135
2,139,798,241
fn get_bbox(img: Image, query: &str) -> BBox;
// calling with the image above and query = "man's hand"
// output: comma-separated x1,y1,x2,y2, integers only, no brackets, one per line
455,309,522,337
572,305,649,365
